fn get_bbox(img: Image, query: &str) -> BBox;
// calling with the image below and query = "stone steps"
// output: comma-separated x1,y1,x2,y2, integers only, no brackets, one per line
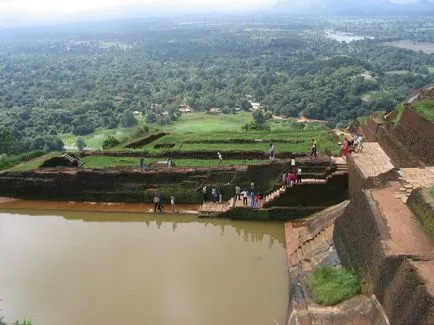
62,153,83,167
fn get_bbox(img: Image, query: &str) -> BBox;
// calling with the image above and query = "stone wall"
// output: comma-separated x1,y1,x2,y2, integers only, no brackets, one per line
0,160,333,204
262,174,348,208
334,190,434,324
362,115,422,168
361,106,434,167
334,154,434,324
396,106,434,165
407,188,434,240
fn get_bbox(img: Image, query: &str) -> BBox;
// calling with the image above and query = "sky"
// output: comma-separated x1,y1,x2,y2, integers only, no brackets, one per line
0,0,276,14
0,0,430,26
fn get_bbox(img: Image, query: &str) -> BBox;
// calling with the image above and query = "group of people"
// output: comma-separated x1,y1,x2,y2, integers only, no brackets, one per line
202,186,223,204
282,165,302,188
235,182,263,208
152,192,177,214
341,134,363,157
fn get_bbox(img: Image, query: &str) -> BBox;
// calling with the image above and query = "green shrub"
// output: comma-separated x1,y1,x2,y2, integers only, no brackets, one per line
14,321,32,325
102,135,120,149
308,265,360,306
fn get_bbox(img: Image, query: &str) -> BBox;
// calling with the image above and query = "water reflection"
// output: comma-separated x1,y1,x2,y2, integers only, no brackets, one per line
0,210,288,325
0,208,285,247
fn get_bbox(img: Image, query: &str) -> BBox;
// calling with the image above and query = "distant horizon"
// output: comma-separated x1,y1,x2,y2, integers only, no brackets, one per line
0,0,433,28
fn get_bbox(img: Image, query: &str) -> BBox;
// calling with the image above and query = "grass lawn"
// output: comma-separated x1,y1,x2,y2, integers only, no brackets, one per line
6,152,61,172
61,121,147,150
412,99,434,121
308,265,360,306
140,113,340,155
80,156,265,169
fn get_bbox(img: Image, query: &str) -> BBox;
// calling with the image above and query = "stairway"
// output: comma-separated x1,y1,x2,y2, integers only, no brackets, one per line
198,197,235,217
62,153,83,167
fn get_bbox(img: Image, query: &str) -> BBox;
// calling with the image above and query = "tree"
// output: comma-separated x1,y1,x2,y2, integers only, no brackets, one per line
119,111,138,128
0,128,13,154
252,110,266,124
76,137,87,151
102,135,120,149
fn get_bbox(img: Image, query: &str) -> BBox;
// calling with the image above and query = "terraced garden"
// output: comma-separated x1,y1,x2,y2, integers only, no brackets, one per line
7,113,341,170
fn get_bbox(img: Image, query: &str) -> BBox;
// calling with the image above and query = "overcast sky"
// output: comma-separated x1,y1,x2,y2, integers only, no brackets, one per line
0,0,277,14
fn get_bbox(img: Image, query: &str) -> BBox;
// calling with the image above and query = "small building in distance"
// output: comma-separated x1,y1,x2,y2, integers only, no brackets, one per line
208,107,222,114
179,104,192,113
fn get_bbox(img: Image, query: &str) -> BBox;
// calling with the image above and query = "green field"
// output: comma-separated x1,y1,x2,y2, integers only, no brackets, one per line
61,127,143,150
80,156,266,169
141,113,338,155
6,112,341,170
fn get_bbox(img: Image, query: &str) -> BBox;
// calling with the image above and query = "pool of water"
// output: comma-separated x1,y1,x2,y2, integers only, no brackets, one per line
0,208,289,325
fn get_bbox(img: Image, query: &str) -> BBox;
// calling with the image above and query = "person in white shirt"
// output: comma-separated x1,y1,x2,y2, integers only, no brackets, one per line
297,167,302,183
241,190,248,206
217,152,223,165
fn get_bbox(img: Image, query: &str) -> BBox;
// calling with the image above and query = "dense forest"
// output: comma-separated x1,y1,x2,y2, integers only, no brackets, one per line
1,16,434,154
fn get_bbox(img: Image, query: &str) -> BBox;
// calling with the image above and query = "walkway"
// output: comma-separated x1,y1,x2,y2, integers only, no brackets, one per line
351,142,395,178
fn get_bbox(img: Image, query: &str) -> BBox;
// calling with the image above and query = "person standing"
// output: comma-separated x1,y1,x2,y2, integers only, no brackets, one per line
217,152,223,166
170,195,177,213
153,193,162,213
311,138,317,157
202,186,207,203
282,171,288,188
242,190,248,206
212,187,218,202
269,143,275,161
297,166,302,183
235,185,241,200
250,191,255,208
219,190,223,204
139,153,145,170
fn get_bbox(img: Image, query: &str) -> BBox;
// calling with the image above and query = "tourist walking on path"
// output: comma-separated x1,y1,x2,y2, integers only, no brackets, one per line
235,185,241,200
250,191,255,208
202,186,207,203
217,152,223,166
242,190,248,206
170,195,177,213
139,153,144,170
311,138,317,157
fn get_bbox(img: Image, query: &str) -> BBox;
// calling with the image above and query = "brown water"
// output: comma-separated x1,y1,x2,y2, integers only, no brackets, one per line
0,207,289,325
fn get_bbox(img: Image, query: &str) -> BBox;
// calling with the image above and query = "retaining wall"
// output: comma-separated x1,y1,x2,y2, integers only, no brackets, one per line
0,160,333,204
333,157,434,324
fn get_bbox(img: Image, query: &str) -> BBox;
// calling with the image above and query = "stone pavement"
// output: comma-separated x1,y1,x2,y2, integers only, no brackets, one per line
351,142,395,178
371,182,434,259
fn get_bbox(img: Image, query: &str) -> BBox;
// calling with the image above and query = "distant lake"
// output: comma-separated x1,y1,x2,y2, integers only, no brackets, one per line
326,31,375,43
